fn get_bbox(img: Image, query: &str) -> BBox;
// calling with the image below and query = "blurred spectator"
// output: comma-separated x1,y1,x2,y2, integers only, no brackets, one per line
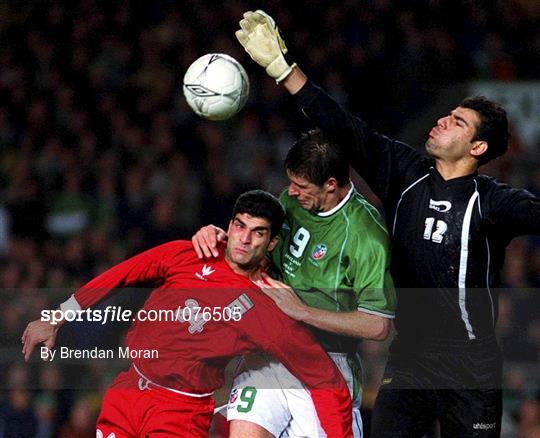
45,172,91,238
34,393,56,438
56,395,97,438
0,389,38,437
0,365,37,437
516,395,540,438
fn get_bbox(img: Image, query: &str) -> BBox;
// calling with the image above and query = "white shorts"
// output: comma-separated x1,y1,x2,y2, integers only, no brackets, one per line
226,352,363,438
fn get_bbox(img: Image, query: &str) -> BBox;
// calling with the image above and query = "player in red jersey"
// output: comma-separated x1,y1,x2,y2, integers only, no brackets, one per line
22,190,353,438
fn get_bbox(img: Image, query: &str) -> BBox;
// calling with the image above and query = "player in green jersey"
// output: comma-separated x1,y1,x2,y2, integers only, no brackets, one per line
193,129,396,437
264,129,395,353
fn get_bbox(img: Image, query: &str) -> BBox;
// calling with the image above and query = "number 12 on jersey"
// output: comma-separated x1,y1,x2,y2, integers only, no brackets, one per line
423,217,447,243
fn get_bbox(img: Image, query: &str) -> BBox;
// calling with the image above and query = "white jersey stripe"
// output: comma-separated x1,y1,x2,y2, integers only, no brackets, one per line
485,238,494,325
458,190,479,340
392,173,430,235
474,179,495,325
132,364,213,398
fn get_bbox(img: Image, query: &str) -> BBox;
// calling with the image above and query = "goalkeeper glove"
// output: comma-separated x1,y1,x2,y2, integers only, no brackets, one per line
235,10,297,83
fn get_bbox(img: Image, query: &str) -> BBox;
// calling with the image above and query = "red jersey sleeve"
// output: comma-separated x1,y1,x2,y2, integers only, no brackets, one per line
260,310,353,437
61,240,192,311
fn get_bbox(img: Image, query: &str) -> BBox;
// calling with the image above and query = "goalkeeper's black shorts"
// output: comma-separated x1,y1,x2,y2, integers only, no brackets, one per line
370,336,502,437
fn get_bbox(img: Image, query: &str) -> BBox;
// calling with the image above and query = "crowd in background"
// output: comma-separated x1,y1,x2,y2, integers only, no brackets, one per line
0,1,538,436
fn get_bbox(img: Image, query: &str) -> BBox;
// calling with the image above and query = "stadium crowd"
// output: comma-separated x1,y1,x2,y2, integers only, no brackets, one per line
0,1,538,436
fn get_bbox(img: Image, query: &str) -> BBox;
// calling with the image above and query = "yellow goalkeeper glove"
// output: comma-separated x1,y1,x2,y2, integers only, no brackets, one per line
235,10,297,83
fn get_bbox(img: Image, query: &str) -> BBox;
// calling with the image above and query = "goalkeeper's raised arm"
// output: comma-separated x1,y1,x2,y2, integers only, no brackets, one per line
234,9,417,204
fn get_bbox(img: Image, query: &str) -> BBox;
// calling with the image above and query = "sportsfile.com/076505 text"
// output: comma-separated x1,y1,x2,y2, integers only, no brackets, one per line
40,305,242,325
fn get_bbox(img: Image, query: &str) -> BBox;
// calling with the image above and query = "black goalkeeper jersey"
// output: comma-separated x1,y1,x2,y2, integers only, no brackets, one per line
294,81,540,344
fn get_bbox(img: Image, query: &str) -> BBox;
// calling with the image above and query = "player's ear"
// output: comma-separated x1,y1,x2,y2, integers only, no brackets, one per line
227,220,233,234
267,235,279,252
325,177,338,193
470,140,488,159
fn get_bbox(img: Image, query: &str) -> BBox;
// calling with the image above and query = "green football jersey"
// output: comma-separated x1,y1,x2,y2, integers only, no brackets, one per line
270,185,396,352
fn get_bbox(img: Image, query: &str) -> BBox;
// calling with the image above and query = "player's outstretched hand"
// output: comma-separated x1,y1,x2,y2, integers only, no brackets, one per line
21,319,59,362
236,10,296,82
192,225,228,259
255,272,310,321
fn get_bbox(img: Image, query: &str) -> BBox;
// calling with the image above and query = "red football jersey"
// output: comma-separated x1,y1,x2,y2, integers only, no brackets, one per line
67,240,352,437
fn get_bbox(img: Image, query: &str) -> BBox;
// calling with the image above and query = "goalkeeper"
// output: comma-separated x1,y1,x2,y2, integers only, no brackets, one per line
233,9,540,438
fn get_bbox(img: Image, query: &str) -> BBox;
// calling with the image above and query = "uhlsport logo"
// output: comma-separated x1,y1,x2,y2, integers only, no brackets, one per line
429,199,452,212
311,244,328,261
473,423,497,430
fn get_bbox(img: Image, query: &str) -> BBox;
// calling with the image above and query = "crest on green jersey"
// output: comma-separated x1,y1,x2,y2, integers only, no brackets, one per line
311,243,328,261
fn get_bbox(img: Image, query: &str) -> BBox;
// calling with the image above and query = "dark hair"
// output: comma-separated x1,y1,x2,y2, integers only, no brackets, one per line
284,128,349,187
232,190,285,238
460,96,509,165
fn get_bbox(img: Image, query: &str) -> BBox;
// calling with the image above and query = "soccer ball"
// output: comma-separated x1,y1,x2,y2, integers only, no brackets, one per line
183,54,249,121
